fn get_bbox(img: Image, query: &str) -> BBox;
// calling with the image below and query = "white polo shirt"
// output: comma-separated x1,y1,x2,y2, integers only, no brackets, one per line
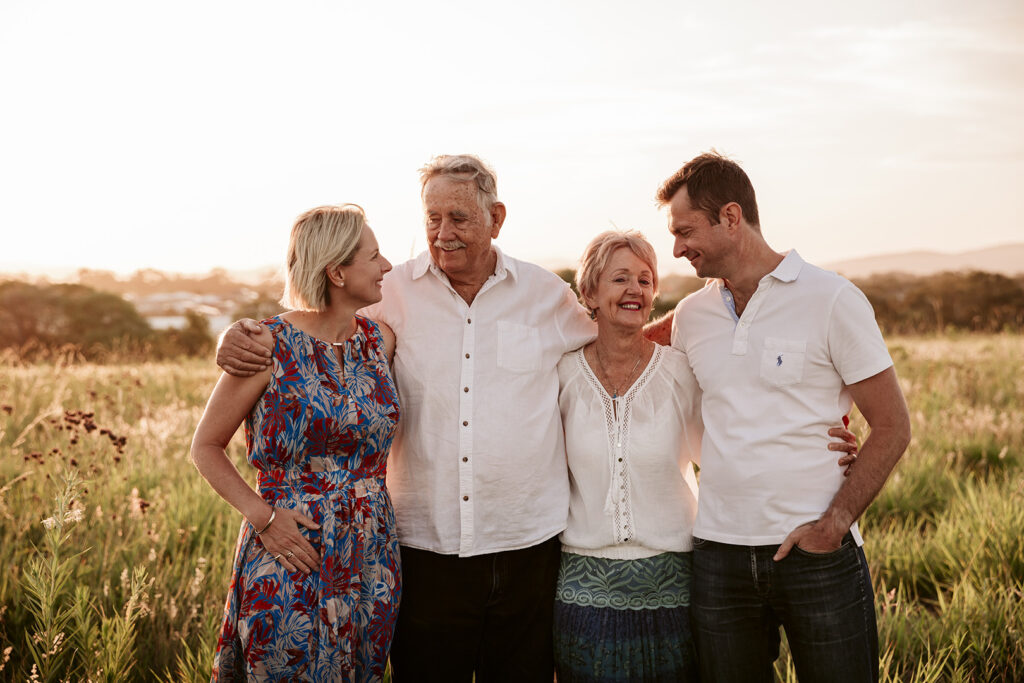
363,247,596,557
671,250,892,546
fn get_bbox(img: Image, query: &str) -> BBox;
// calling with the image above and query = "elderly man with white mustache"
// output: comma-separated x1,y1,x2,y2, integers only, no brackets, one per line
218,154,596,682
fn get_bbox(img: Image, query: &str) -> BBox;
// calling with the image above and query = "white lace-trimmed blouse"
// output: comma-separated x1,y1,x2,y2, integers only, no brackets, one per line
557,344,703,560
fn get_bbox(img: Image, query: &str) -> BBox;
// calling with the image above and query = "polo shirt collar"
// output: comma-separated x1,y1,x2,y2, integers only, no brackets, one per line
767,249,804,283
411,245,517,283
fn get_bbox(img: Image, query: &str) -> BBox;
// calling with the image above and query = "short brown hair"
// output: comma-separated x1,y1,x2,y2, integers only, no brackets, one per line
576,230,659,316
656,151,760,228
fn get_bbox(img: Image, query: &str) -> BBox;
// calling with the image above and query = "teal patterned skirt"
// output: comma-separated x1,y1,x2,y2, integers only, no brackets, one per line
553,551,698,682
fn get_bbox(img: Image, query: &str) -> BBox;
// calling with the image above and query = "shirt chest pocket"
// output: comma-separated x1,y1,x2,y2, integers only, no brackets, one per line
760,337,806,387
497,321,542,373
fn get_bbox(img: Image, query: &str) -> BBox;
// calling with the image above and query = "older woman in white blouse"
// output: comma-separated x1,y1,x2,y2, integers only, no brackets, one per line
554,230,702,681
553,231,855,682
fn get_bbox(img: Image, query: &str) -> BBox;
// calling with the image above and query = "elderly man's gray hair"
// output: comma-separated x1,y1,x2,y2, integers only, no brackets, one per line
418,154,499,215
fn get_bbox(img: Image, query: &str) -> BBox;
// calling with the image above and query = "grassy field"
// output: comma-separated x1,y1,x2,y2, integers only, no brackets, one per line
1,334,1022,681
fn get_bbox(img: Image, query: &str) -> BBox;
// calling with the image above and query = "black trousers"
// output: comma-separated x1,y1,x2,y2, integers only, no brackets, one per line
389,536,561,683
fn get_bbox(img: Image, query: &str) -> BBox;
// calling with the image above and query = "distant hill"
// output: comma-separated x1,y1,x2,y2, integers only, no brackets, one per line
5,243,1024,290
824,243,1024,279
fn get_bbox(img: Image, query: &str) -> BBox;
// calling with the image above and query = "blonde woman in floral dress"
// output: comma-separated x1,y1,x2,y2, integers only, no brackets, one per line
192,204,400,682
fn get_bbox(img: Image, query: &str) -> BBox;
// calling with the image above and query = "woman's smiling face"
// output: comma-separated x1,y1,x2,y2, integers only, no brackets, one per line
586,247,656,331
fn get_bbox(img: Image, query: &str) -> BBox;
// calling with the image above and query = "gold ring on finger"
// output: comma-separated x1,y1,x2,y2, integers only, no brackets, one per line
285,551,295,559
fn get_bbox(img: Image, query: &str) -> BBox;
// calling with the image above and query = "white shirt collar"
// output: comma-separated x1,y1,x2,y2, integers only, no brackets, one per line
411,245,518,283
767,249,804,283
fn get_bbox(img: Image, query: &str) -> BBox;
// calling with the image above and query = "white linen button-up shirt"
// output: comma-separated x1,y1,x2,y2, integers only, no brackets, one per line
362,247,596,557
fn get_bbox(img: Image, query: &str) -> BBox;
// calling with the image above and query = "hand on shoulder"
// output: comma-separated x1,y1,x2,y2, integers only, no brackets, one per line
251,323,274,350
217,318,274,376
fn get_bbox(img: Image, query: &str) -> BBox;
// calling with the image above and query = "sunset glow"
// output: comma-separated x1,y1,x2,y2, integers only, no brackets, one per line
2,0,1022,278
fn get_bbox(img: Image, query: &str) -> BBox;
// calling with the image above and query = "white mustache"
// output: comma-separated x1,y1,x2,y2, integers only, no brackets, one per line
433,239,467,250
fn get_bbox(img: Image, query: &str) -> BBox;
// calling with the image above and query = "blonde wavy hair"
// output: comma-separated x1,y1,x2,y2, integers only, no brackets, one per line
281,204,366,311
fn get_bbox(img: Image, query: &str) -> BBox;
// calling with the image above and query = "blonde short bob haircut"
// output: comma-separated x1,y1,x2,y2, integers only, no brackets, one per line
281,204,367,312
576,230,659,317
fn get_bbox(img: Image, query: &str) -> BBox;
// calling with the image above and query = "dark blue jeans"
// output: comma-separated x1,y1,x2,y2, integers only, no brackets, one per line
691,534,878,683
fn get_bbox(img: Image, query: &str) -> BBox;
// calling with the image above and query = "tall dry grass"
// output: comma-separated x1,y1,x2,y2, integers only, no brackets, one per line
0,358,231,680
1,335,1022,681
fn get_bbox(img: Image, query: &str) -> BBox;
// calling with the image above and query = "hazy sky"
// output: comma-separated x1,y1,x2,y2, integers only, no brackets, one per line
2,0,1022,278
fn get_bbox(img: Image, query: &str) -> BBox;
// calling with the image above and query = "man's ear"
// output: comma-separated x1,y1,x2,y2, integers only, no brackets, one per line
719,202,743,233
489,202,507,238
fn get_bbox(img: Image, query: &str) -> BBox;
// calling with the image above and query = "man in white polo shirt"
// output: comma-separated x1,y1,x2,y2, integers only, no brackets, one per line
657,152,911,682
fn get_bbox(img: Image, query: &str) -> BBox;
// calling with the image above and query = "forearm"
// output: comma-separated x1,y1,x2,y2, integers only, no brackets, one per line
192,445,272,528
644,312,673,346
819,425,910,535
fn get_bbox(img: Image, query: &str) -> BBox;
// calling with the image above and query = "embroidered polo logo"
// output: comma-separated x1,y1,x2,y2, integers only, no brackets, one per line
777,355,783,366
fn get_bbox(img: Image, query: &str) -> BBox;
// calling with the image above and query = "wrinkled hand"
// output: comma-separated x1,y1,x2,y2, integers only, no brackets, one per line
257,507,322,574
773,519,845,561
828,415,859,477
217,319,272,376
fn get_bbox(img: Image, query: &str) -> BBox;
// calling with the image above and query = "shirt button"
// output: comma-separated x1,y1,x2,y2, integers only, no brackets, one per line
467,318,472,324
463,387,469,393
463,420,469,426
617,457,623,462
462,456,468,462
465,353,470,359
463,495,469,501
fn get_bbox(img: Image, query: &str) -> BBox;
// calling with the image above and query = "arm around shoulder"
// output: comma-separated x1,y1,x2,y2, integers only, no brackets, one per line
216,318,275,377
644,311,674,346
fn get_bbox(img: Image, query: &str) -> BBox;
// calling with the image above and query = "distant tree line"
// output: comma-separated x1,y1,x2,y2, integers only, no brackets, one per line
557,269,1024,335
73,267,283,299
857,271,1024,334
0,281,214,361
2,270,1023,362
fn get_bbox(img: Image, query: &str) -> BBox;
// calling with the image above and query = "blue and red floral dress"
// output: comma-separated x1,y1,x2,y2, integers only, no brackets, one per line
211,315,401,682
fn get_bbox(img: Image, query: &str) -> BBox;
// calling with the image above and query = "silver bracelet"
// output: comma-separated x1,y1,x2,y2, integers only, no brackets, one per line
254,507,276,535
